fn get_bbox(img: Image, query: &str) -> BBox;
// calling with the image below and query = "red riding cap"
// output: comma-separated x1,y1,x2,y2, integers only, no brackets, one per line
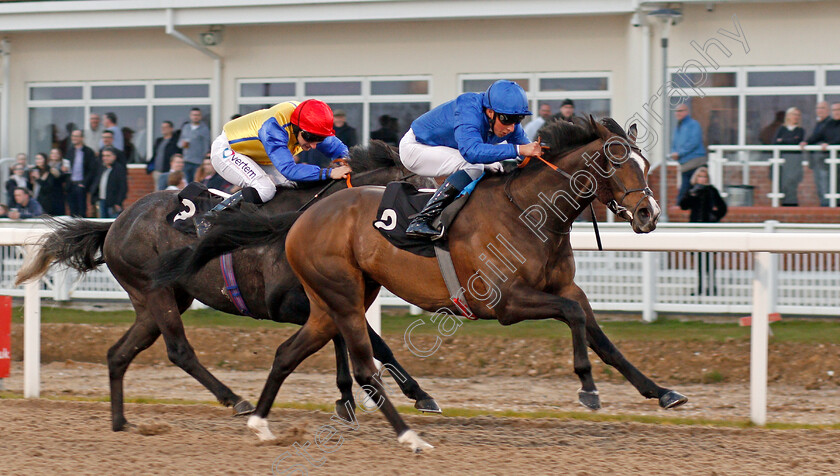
291,99,336,137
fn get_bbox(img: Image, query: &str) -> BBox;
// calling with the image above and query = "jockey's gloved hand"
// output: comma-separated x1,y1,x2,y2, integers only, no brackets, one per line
500,159,521,174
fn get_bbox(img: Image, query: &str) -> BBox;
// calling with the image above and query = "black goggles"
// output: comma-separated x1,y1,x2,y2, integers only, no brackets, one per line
496,113,526,126
301,130,328,143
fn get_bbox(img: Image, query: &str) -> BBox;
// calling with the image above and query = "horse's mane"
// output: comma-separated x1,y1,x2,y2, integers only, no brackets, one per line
345,139,402,173
538,116,629,158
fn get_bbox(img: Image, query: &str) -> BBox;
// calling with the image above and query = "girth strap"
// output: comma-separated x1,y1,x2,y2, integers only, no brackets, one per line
220,252,253,317
433,243,477,320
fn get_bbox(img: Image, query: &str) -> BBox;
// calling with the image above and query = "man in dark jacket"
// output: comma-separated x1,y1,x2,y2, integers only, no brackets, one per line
147,120,182,187
804,102,840,206
8,187,44,219
800,101,830,206
89,147,128,218
65,129,99,217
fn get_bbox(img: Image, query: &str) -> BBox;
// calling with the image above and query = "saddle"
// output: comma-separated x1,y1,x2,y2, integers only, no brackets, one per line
373,181,476,318
373,182,469,257
166,182,236,235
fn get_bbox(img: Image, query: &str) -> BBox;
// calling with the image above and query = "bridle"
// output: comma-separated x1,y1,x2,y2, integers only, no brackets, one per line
505,136,654,239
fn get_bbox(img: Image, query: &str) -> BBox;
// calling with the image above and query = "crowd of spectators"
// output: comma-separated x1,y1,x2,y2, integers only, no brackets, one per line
3,108,231,220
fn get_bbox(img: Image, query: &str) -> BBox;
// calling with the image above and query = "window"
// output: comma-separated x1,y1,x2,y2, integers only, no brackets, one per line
27,81,212,163
460,73,612,128
668,65,840,147
237,76,432,152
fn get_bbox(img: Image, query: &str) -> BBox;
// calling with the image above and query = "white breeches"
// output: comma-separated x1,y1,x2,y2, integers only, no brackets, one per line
210,131,293,202
399,129,502,180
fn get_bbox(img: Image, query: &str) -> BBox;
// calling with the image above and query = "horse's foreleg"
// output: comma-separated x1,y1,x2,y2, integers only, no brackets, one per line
247,320,336,441
563,285,688,409
107,316,161,431
332,334,356,420
366,323,441,413
151,289,253,414
499,281,599,409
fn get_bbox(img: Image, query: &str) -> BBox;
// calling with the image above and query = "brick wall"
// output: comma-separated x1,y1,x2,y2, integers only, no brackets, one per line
126,165,155,206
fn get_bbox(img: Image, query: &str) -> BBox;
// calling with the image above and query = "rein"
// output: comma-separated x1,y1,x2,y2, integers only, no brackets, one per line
296,165,418,213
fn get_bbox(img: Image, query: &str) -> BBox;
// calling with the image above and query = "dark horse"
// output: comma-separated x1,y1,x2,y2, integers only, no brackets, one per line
15,141,440,432
160,117,687,451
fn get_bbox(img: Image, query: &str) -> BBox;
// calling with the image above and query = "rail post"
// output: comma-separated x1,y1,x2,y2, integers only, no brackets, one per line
750,251,772,426
23,244,40,398
642,251,657,322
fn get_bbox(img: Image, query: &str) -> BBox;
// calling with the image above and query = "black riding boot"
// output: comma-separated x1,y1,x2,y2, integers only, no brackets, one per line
405,180,461,240
195,187,262,237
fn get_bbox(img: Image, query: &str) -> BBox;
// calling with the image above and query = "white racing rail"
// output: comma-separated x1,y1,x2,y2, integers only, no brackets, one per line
3,223,840,425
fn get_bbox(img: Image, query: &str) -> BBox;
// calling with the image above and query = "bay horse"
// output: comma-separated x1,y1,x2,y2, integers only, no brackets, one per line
15,141,440,432
154,117,687,451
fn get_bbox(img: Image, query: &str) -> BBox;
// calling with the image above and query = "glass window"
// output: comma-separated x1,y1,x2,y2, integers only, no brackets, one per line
463,78,530,93
673,96,739,147
28,107,84,157
826,71,840,86
325,102,363,147
91,85,146,100
154,83,210,98
240,82,296,97
369,102,431,143
540,77,608,92
825,94,840,106
238,104,272,116
671,72,736,89
745,95,816,144
747,71,815,87
304,81,361,96
370,80,429,95
538,99,611,120
90,106,149,163
30,86,83,101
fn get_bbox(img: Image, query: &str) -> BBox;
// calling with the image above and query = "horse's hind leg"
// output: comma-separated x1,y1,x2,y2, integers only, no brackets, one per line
107,313,161,431
362,284,441,413
332,334,356,420
148,287,254,414
247,320,337,441
564,284,687,409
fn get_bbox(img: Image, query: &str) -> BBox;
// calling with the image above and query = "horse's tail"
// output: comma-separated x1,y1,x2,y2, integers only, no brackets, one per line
151,206,302,288
15,218,112,285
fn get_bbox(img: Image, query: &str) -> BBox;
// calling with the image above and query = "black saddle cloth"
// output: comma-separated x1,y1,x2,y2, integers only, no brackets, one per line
166,182,223,235
373,182,467,257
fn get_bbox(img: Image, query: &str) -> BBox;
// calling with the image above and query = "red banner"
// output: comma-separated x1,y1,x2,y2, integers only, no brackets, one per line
0,295,11,379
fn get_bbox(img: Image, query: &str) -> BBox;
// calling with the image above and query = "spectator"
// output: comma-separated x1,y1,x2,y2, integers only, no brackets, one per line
178,108,211,183
14,152,27,168
333,109,358,147
194,157,230,191
29,153,49,207
0,203,8,218
671,104,707,202
804,103,840,197
165,170,187,191
90,147,127,218
524,104,552,141
158,154,185,191
370,114,400,147
801,101,832,206
679,167,726,296
8,187,44,219
148,120,183,186
5,162,30,204
84,113,104,154
773,107,805,207
553,99,575,122
40,148,69,215
65,129,99,217
133,117,147,162
99,112,124,151
100,130,127,165
122,127,139,163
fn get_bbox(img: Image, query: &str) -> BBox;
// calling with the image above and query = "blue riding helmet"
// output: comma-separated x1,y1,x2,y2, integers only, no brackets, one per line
482,80,532,115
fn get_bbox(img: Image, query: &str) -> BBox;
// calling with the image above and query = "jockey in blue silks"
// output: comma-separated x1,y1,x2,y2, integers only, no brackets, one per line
399,80,543,239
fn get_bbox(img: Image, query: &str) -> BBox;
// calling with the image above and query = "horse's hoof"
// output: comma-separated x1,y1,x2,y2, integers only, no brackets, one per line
233,400,255,416
247,415,276,442
414,398,442,414
398,429,434,453
335,399,356,421
578,389,601,410
659,390,688,409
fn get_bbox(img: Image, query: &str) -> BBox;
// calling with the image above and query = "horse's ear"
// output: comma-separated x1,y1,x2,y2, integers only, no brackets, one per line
628,123,638,143
589,115,610,140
